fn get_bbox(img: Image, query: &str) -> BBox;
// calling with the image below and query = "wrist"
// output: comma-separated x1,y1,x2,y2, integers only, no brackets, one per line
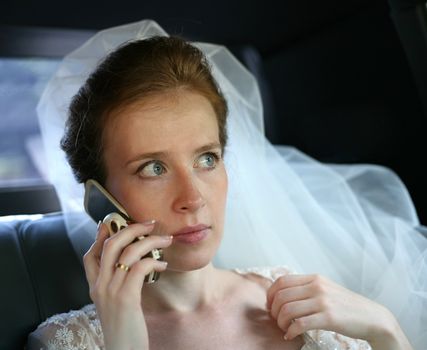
367,307,413,350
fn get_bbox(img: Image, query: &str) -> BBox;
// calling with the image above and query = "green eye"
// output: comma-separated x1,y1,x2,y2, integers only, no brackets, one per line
139,161,165,177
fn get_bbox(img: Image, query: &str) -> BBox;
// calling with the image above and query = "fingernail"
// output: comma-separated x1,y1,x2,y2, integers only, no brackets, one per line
161,235,173,241
160,261,168,268
142,219,156,226
96,221,102,239
283,334,288,341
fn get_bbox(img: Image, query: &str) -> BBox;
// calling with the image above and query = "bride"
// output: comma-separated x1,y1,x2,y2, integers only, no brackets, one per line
28,20,426,349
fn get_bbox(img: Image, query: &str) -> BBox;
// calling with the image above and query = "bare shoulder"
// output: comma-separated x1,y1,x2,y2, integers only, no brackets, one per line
235,271,272,292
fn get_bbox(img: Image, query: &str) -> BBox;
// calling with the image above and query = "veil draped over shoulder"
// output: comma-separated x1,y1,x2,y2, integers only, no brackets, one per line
37,20,427,348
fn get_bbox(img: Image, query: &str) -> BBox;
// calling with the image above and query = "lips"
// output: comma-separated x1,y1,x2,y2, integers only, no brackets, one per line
173,224,210,236
172,224,211,244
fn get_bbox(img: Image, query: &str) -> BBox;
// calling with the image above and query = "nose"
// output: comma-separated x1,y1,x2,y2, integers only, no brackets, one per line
172,172,206,213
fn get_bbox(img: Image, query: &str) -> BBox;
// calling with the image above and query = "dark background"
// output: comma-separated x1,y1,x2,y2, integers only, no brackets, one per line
1,0,426,223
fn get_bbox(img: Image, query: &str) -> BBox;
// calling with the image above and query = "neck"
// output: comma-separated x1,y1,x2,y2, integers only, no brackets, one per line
141,263,233,314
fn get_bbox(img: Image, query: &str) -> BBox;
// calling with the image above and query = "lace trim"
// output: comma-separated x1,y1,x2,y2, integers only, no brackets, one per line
308,330,372,350
32,304,103,350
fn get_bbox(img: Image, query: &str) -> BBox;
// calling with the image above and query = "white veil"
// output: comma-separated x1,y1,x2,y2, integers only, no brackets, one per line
37,20,427,348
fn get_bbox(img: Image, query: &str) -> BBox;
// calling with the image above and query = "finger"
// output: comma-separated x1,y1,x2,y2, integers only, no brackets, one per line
121,258,169,296
284,314,324,341
90,222,110,258
270,285,313,320
276,299,321,332
83,222,110,286
109,235,173,290
98,221,156,284
267,274,314,310
119,234,172,267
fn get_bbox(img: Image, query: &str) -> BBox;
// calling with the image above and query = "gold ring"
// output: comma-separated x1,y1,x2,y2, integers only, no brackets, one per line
115,262,130,272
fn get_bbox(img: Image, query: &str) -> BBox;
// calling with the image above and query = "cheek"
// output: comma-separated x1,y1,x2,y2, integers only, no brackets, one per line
108,168,228,223
119,182,171,222
211,168,228,215
105,173,165,221
219,171,228,205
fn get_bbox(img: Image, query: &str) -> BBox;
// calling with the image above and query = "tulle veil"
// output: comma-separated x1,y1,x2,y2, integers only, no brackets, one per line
36,20,427,348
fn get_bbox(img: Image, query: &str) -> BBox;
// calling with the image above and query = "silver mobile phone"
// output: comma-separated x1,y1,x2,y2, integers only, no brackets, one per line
84,179,163,283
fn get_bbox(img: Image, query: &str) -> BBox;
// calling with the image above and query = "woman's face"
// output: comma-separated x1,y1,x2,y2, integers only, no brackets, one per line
103,90,228,272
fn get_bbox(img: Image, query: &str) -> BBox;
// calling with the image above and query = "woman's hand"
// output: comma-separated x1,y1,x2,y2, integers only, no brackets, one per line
266,274,413,350
83,221,172,350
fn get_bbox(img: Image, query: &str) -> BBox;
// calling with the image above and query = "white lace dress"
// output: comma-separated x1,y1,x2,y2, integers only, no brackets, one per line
27,266,372,350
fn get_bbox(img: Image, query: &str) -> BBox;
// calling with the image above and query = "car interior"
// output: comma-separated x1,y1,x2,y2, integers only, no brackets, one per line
1,0,426,348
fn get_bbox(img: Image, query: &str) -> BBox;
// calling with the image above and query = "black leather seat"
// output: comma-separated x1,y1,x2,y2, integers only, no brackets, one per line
0,213,91,350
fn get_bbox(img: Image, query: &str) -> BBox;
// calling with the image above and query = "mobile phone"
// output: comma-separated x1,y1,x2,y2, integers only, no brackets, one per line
84,179,162,283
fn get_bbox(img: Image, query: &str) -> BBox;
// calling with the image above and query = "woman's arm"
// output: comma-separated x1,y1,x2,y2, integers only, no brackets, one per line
83,222,171,350
266,274,413,350
366,308,413,350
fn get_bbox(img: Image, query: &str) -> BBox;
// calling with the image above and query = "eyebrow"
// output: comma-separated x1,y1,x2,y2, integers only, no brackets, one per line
126,142,222,166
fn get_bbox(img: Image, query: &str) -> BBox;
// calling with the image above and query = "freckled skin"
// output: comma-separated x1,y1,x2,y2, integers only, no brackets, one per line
101,90,304,349
103,91,228,272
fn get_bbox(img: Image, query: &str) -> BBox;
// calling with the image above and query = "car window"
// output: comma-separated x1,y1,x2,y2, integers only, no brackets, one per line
0,57,60,186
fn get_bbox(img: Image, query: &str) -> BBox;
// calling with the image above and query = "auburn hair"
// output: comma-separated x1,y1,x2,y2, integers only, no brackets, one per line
61,36,228,184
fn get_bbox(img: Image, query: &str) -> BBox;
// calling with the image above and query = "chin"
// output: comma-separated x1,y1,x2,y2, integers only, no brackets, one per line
164,252,214,272
161,237,221,272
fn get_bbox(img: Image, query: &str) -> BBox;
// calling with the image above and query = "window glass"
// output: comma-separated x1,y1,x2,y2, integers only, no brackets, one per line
0,58,60,186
